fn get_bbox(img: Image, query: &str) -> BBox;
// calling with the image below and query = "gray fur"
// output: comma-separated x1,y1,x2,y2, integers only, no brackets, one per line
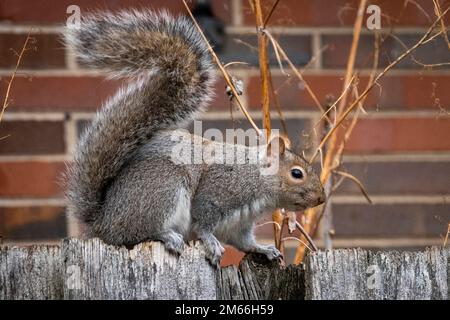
65,10,325,267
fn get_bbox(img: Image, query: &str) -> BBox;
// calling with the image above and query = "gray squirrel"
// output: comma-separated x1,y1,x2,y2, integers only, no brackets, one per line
65,10,325,266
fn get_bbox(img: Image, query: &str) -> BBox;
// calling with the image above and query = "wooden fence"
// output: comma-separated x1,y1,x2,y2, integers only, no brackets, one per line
0,238,448,300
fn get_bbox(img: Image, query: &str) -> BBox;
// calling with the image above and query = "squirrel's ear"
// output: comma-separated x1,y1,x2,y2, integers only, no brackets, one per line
267,135,287,157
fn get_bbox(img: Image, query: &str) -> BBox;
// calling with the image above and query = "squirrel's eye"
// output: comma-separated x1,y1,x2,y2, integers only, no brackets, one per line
291,168,304,180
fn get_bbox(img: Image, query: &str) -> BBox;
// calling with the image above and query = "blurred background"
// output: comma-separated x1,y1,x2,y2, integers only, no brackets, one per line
0,0,449,265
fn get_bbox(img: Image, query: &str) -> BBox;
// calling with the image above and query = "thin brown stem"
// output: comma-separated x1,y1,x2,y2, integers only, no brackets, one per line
253,0,272,136
1,30,32,123
253,0,285,249
310,5,450,163
267,35,331,123
444,223,449,247
263,0,281,28
182,0,262,136
333,170,372,203
313,74,357,129
433,0,450,50
295,221,318,251
336,0,367,115
294,2,450,265
268,72,288,136
281,237,313,253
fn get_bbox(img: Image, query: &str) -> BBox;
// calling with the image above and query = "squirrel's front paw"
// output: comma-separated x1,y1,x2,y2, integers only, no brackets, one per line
254,245,283,261
155,230,185,255
200,234,225,268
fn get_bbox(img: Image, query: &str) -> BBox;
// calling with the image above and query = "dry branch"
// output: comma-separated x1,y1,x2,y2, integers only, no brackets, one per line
311,5,450,162
433,0,450,50
182,0,262,136
251,0,285,251
294,3,450,265
1,30,32,123
265,32,332,123
263,0,281,28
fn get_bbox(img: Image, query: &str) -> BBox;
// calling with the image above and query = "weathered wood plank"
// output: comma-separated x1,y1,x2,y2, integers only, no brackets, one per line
1,239,448,300
62,238,217,300
304,247,449,300
217,254,304,300
304,248,369,299
0,245,62,300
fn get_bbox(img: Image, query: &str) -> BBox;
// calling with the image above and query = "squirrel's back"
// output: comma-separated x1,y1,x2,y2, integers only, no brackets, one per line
64,10,215,225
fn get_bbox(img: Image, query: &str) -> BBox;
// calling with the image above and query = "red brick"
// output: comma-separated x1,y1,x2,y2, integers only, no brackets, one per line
0,162,65,197
220,33,311,68
0,75,236,112
3,73,449,112
254,202,450,240
247,74,450,110
0,33,65,69
0,0,231,24
344,117,450,153
243,0,447,27
0,120,65,155
248,74,340,110
221,246,245,267
338,161,450,195
192,118,313,154
0,76,121,111
0,206,66,240
322,33,450,70
333,203,450,238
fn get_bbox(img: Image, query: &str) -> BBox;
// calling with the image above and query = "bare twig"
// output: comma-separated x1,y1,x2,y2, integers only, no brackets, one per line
253,0,272,137
295,221,318,251
281,237,313,253
310,5,450,163
1,30,32,123
277,213,286,256
264,31,332,123
293,5,450,265
405,0,432,23
389,32,450,69
433,0,450,50
223,61,250,69
334,32,381,165
263,30,288,75
444,223,449,247
256,220,282,230
263,0,281,28
321,178,334,250
337,0,367,115
268,72,288,135
313,74,357,129
334,170,372,203
252,0,285,249
182,0,262,136
293,1,368,265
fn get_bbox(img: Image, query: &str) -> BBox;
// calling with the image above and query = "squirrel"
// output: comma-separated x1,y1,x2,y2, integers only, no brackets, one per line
64,10,325,267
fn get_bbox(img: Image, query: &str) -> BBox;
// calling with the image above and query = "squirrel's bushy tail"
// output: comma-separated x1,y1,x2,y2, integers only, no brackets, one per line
65,10,215,224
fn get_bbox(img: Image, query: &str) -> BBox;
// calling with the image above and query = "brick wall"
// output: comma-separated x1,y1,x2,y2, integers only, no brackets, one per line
0,0,449,265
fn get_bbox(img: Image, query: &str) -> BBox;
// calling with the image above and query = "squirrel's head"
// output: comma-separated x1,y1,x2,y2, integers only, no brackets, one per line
266,136,325,211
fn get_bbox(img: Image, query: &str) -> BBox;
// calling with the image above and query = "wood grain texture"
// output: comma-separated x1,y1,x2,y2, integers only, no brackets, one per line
304,247,449,300
0,244,62,299
0,239,448,300
62,238,217,300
